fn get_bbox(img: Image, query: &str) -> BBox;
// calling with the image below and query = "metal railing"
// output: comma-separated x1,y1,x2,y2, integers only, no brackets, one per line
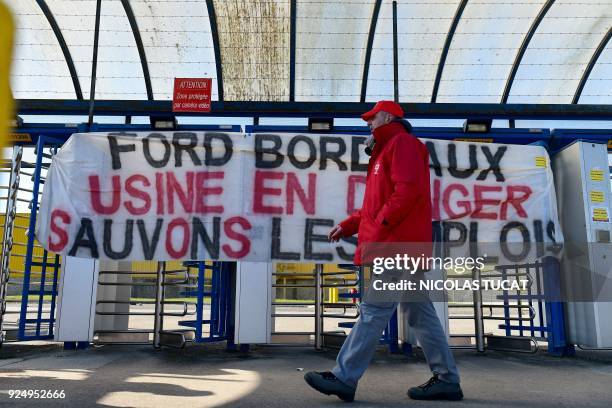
94,261,232,349
447,262,545,353
94,262,196,347
270,263,361,349
0,148,22,345
0,142,62,344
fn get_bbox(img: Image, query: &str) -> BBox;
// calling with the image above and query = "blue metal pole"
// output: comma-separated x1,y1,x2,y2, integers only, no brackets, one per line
210,262,220,338
196,262,204,341
542,257,574,356
35,249,49,337
48,253,60,337
18,136,46,340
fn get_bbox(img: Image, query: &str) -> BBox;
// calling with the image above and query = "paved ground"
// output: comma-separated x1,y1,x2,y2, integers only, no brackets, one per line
1,341,611,408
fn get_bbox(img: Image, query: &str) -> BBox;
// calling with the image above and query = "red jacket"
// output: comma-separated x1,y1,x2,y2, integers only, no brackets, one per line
339,121,432,265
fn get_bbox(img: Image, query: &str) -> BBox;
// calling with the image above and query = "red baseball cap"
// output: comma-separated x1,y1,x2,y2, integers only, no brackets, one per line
361,100,404,121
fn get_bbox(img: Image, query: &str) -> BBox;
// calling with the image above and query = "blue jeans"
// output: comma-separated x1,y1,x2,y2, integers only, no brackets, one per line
331,300,460,388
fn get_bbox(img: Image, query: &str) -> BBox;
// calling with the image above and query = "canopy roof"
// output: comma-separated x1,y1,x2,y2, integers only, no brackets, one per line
7,0,612,106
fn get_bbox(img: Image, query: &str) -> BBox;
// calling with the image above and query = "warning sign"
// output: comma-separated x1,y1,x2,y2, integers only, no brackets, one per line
590,190,605,203
535,156,547,168
8,133,31,142
590,168,605,182
172,78,211,113
593,207,610,223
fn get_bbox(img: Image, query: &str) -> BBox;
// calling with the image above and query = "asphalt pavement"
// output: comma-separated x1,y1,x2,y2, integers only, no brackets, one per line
1,341,612,407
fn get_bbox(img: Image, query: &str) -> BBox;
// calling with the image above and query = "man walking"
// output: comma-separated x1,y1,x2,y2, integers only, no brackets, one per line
304,101,462,402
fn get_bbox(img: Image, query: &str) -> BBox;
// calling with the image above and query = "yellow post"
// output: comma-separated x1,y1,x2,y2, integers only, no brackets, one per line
329,287,338,304
0,1,14,147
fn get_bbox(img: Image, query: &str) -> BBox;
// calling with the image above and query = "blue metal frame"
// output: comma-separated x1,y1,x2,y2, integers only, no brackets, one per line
246,124,553,145
541,257,574,356
18,135,64,340
179,261,233,343
12,123,243,146
16,100,612,121
550,129,612,153
495,259,573,355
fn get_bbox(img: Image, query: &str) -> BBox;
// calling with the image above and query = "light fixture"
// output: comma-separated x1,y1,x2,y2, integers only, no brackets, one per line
308,117,334,132
150,115,177,130
463,118,492,133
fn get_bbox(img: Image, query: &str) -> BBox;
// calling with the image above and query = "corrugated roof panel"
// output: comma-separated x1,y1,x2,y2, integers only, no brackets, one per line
367,0,460,102
577,42,611,105
94,0,147,99
6,0,612,104
44,0,96,97
132,0,218,100
437,0,543,103
215,0,290,101
508,0,612,104
295,0,374,102
8,0,76,99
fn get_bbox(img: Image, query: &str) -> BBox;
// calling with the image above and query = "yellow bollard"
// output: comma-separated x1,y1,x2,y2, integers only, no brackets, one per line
329,287,338,304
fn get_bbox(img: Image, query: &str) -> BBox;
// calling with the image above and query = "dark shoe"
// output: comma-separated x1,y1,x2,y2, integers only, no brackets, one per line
408,374,463,401
304,371,356,402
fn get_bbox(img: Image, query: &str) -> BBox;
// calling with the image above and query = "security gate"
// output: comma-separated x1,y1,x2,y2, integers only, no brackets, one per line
94,260,233,349
0,136,63,344
447,258,569,355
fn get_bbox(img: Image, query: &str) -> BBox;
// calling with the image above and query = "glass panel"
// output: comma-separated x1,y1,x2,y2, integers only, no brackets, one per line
44,0,96,98
437,0,544,103
577,43,611,105
508,0,612,104
8,0,612,105
8,0,76,99
215,0,290,101
131,0,218,100
95,0,147,99
367,0,460,102
295,0,374,102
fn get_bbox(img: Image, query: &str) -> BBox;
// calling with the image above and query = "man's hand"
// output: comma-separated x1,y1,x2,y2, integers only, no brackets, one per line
328,225,343,242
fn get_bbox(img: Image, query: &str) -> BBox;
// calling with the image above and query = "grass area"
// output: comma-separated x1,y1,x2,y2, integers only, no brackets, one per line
5,295,54,302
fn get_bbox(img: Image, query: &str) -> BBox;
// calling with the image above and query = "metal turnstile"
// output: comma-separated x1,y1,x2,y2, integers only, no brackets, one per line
0,138,62,345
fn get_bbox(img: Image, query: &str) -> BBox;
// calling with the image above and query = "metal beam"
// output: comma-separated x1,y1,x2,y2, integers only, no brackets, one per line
206,0,224,101
572,27,612,104
501,0,555,104
121,0,153,100
431,0,468,103
36,0,83,99
15,99,612,121
88,0,102,126
289,0,297,101
360,0,382,102
392,1,399,102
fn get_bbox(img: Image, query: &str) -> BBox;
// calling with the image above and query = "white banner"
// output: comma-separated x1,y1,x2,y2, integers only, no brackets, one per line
35,132,563,262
